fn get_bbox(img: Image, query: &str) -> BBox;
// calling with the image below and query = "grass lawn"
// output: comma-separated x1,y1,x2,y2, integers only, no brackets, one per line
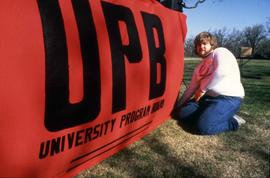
75,59,270,178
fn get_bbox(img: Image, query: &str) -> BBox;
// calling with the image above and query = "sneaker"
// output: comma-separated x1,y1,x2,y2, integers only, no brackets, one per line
233,115,246,126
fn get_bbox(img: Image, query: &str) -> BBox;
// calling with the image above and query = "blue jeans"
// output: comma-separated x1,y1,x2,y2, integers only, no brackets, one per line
175,95,242,135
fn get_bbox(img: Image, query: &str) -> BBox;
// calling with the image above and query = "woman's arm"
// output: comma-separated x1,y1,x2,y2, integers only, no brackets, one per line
178,73,199,107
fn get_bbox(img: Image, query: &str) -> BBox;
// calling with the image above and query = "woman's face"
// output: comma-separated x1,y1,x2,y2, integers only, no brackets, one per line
196,41,213,58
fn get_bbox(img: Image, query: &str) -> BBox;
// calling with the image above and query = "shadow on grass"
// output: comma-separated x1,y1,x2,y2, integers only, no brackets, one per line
142,137,207,178
101,134,207,178
218,113,270,177
76,116,269,178
255,150,270,163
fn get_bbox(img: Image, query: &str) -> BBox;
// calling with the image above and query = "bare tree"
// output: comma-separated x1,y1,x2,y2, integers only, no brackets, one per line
225,29,243,57
184,37,195,57
257,38,270,58
211,27,230,47
242,24,267,55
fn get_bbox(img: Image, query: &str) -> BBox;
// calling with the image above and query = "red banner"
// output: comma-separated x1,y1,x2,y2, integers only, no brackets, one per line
0,0,186,177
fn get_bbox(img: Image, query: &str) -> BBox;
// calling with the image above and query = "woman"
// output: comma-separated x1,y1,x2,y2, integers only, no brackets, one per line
173,32,246,135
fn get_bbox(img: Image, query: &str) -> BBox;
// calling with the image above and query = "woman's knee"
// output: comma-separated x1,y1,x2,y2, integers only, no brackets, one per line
179,101,199,119
197,122,217,135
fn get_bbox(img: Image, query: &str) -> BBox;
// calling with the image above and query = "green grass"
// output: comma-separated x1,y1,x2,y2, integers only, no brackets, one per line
75,59,270,178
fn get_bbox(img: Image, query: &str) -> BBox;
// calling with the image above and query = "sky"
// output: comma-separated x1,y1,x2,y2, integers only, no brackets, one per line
182,0,270,38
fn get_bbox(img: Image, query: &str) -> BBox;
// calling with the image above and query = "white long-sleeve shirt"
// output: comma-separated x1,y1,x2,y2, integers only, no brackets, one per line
180,47,244,106
206,47,245,97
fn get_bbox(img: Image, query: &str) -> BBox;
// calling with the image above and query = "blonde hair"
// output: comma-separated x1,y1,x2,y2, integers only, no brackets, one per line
194,32,218,56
